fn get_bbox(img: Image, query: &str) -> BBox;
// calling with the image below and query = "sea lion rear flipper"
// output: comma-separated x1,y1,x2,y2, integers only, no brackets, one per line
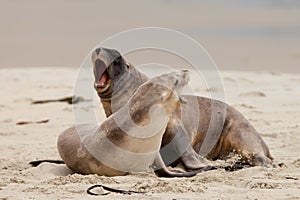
252,152,273,166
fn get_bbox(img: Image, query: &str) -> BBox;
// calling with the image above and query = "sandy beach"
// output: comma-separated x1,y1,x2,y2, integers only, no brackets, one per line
0,0,300,199
0,67,299,199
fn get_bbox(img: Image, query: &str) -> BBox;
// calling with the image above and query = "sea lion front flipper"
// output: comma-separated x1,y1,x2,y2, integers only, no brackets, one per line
161,120,210,170
153,153,215,178
152,153,193,177
181,150,211,170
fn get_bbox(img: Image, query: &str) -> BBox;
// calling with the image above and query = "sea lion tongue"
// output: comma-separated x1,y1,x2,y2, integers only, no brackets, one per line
98,72,109,86
95,59,109,86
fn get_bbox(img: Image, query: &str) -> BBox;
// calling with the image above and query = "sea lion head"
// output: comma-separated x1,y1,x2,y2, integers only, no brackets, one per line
149,69,190,105
128,70,190,125
92,47,130,96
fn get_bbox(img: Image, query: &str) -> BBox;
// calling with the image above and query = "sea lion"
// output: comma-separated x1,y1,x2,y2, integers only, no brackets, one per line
57,70,207,177
92,47,273,169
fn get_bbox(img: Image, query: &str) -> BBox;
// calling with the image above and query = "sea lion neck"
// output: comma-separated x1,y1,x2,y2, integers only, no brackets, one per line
100,67,149,118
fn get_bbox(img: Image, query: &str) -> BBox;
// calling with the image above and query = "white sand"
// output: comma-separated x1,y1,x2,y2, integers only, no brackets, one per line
0,68,300,199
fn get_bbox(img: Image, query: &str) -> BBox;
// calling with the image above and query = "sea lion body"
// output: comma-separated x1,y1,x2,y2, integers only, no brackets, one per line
167,96,272,166
58,124,126,176
92,47,273,169
58,70,201,176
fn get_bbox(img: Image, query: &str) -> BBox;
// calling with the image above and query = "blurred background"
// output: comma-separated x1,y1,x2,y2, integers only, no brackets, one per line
0,0,299,72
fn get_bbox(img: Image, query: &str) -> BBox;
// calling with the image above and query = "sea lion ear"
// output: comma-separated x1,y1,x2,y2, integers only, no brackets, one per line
174,79,179,86
126,63,130,70
125,61,132,70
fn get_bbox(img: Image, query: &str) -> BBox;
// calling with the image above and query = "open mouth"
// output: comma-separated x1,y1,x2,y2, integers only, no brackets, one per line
94,59,111,90
96,70,109,87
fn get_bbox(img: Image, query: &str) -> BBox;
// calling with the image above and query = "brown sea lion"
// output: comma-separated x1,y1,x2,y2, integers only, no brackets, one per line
57,70,208,177
92,47,273,169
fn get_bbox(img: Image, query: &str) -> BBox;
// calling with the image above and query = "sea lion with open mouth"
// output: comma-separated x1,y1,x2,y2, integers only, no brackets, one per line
92,47,273,170
57,70,208,177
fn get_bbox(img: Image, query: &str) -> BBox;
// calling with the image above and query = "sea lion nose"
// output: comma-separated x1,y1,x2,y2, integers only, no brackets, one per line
95,48,101,55
92,48,103,62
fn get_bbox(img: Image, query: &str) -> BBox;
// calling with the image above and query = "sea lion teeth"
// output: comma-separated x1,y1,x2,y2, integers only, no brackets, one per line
98,71,109,86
